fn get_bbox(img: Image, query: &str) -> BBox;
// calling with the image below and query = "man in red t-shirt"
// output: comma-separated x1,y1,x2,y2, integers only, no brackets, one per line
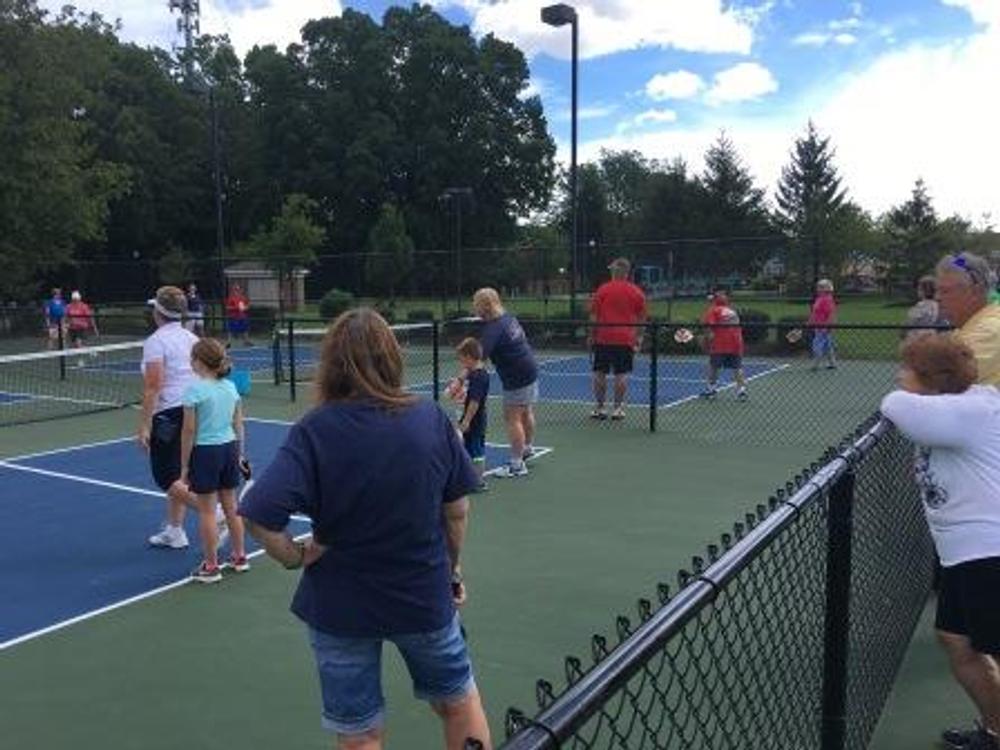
700,290,748,401
225,284,252,347
66,290,99,364
589,257,648,420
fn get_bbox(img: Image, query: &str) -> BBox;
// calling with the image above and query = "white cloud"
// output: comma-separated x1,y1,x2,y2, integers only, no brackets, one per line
37,0,342,56
829,17,862,31
792,31,832,46
554,103,619,121
574,15,1000,222
614,108,679,135
645,70,705,101
437,0,764,60
942,0,1000,27
833,33,858,45
705,62,778,105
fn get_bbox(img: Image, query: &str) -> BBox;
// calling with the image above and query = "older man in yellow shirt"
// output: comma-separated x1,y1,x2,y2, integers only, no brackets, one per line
936,252,1000,386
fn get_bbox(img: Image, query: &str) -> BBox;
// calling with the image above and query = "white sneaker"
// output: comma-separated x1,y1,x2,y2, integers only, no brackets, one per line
610,407,626,421
495,461,529,478
148,525,189,549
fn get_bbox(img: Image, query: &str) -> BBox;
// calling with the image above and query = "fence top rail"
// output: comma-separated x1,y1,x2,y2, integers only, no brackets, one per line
501,416,893,750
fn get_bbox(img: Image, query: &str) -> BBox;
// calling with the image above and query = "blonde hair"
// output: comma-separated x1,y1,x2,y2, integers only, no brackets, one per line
315,308,415,409
472,288,504,320
191,338,231,378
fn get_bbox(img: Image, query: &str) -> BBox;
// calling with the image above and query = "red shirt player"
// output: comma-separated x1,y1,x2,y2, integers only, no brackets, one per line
66,291,98,350
225,284,252,347
700,291,748,401
589,257,648,420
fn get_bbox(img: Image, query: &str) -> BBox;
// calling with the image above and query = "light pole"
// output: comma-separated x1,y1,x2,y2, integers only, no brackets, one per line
541,3,579,319
440,187,474,312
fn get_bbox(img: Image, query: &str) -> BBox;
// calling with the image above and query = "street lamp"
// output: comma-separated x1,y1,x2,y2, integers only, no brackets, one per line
541,3,579,319
439,187,474,311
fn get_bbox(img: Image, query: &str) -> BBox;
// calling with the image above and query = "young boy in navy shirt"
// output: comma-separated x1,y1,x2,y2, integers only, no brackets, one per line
454,338,490,492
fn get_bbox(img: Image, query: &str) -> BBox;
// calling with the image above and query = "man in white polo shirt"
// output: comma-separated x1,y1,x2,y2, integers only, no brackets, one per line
140,286,199,548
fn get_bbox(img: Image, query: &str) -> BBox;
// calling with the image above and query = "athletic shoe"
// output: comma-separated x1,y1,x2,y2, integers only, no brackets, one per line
826,363,838,370
225,554,250,573
699,388,718,399
148,525,189,549
472,481,489,494
495,461,528,478
522,446,536,460
943,724,999,749
192,562,222,584
610,407,626,420
590,408,608,420
737,389,749,402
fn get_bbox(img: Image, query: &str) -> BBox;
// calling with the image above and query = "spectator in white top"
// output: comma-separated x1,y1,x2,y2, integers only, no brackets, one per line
140,286,200,549
881,334,1000,750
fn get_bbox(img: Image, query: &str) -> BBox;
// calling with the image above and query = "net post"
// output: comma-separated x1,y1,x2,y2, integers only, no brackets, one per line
272,324,283,386
288,318,297,403
432,320,441,402
648,322,658,433
58,322,66,381
821,468,855,750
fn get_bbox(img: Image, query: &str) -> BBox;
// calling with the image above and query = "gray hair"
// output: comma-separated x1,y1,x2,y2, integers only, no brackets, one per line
936,252,994,291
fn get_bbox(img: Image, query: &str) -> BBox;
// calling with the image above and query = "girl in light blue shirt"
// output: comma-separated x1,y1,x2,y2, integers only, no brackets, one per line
180,338,247,583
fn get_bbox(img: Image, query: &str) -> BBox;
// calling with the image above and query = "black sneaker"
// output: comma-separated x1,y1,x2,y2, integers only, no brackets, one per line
944,724,999,750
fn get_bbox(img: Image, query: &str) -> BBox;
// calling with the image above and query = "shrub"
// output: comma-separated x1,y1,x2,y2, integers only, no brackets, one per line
407,309,436,322
736,308,771,344
318,289,355,321
373,299,396,324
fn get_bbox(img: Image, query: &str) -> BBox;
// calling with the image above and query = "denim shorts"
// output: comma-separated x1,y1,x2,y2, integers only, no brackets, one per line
812,330,835,357
307,614,475,736
503,381,538,407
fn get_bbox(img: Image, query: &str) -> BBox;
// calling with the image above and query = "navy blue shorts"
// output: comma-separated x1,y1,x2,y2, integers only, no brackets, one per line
189,441,240,495
463,431,486,463
592,345,634,375
936,556,1000,655
149,407,183,491
228,318,249,335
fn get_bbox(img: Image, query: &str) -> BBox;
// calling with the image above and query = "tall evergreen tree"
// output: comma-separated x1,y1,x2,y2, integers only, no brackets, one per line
883,178,954,290
775,121,848,284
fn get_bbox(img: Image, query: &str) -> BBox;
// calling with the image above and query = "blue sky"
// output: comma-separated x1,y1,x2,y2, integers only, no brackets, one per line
38,0,1000,223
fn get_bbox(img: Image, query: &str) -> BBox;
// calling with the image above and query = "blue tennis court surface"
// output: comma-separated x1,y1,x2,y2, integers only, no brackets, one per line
0,417,550,648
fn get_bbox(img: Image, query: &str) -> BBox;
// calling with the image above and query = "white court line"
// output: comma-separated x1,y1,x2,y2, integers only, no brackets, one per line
0,530,313,652
0,461,163,498
0,436,134,463
483,446,553,477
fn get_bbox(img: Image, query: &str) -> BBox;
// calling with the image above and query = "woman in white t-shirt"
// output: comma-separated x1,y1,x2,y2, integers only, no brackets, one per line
881,334,1000,750
140,286,199,549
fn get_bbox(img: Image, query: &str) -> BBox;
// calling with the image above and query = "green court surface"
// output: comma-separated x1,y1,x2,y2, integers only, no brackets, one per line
0,366,939,749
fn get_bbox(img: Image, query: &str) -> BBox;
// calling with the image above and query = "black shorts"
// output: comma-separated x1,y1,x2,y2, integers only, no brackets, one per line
710,353,743,370
68,328,87,344
593,345,634,375
149,407,183,491
936,556,1000,654
189,441,240,494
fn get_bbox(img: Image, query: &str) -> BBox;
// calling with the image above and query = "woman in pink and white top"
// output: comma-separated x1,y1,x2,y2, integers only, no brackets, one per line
808,278,837,370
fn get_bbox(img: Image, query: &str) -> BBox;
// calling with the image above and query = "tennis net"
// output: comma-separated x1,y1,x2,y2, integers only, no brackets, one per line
0,341,145,426
273,322,438,400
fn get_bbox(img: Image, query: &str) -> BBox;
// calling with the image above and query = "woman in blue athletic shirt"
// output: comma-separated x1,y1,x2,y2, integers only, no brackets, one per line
473,287,539,477
239,308,491,750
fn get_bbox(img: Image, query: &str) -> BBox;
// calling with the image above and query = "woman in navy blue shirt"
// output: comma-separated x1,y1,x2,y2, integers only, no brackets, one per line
472,288,539,477
240,308,491,750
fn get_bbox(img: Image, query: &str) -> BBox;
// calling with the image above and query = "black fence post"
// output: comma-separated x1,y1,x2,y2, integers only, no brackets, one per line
649,322,659,434
432,320,441,402
287,318,297,403
821,468,855,750
58,322,66,380
271,324,283,386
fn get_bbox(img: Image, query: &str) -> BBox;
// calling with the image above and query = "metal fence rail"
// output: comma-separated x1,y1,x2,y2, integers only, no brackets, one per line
496,417,933,750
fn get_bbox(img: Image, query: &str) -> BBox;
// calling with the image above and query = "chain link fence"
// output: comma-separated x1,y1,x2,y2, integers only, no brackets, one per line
494,416,933,750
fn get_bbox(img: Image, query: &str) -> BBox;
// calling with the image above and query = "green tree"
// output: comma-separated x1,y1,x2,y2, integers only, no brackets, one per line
241,193,325,308
365,203,415,301
882,178,948,290
775,121,849,285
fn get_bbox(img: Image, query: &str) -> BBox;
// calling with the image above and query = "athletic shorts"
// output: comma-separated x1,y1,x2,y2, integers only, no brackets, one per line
463,431,486,462
936,556,1000,655
503,381,538,408
189,441,240,494
308,613,475,735
710,353,743,370
68,328,87,344
812,331,835,357
592,344,634,375
228,318,249,335
149,407,184,491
